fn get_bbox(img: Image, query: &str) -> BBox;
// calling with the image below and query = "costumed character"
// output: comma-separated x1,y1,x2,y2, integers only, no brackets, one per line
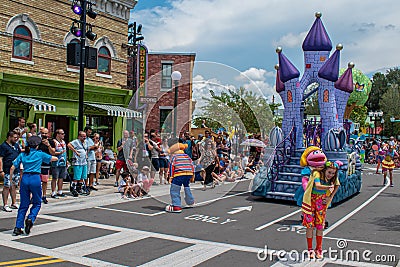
382,154,395,187
294,146,327,207
165,139,195,213
347,152,357,176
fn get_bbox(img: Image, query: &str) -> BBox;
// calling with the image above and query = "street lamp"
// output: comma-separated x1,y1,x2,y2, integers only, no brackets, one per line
381,118,385,138
368,111,383,138
171,70,182,137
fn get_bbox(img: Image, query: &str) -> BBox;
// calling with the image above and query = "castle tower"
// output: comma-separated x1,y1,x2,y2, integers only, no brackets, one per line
276,48,303,148
334,62,355,127
300,12,332,90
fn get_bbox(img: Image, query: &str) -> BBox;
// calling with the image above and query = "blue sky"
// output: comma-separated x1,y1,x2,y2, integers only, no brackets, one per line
130,0,400,106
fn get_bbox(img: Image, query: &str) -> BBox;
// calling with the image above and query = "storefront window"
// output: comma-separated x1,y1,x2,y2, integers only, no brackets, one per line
87,115,113,145
9,109,26,129
160,109,172,134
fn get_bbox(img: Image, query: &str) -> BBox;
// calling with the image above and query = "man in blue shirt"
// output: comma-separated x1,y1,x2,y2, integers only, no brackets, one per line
0,131,21,212
67,131,89,196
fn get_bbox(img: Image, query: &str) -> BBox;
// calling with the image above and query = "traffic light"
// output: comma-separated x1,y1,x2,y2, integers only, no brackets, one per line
67,0,98,68
128,22,144,45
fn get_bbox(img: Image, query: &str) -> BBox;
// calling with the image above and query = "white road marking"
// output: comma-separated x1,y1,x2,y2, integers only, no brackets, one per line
323,258,393,267
194,191,250,206
94,206,166,216
255,209,301,231
0,232,124,267
138,244,229,267
227,205,253,214
54,231,150,256
324,179,390,235
324,236,400,248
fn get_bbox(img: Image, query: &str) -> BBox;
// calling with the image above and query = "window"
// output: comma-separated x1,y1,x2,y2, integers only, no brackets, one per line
97,46,111,74
12,26,32,60
160,108,173,133
161,63,172,89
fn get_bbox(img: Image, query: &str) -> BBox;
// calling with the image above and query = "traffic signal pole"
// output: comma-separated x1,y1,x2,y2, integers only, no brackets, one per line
78,0,87,132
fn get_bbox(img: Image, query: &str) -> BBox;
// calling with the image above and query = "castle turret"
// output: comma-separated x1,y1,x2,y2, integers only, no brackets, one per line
335,62,355,127
276,48,303,148
317,44,342,149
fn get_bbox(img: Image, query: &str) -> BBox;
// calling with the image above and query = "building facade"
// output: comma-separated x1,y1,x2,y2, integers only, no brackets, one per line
0,0,140,145
128,52,196,135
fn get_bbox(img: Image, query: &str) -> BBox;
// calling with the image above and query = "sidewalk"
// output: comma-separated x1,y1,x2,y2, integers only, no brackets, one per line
0,173,206,217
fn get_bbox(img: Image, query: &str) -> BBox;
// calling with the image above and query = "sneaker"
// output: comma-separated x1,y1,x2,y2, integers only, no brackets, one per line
12,227,23,236
71,189,79,197
390,184,394,187
315,249,323,259
114,182,119,187
89,186,98,191
24,218,33,235
186,202,195,208
3,205,12,212
42,196,48,204
324,221,329,229
94,182,98,186
57,193,66,197
10,204,19,209
165,205,182,213
50,194,59,199
307,250,315,259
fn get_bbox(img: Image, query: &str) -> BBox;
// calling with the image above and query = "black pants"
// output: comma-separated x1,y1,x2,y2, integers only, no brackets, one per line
204,163,216,185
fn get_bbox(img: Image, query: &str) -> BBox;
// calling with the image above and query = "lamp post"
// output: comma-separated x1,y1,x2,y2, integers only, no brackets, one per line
171,71,182,138
368,111,383,138
381,118,385,138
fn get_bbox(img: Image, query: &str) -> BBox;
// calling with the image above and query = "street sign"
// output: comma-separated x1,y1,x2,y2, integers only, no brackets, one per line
139,96,157,104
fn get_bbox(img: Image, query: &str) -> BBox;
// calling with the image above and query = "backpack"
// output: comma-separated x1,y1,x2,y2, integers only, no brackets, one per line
191,141,201,161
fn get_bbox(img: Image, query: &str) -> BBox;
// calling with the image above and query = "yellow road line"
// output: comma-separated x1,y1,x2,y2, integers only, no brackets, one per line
0,257,52,266
5,259,65,267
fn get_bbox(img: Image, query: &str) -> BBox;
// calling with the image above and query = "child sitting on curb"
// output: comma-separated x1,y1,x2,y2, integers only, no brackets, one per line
165,138,195,213
118,172,136,199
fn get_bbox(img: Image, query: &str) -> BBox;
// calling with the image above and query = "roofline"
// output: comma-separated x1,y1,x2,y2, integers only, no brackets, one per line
149,51,196,56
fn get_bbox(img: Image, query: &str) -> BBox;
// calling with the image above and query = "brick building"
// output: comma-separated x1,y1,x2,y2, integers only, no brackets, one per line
0,0,140,144
128,52,196,135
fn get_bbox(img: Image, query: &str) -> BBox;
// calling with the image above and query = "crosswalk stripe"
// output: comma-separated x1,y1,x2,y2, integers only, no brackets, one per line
54,231,150,256
0,256,52,266
4,259,65,267
138,244,230,267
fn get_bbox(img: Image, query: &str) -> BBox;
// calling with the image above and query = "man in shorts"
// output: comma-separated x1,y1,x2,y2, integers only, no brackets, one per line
84,127,98,191
67,131,89,197
50,129,68,198
0,131,21,212
37,128,55,204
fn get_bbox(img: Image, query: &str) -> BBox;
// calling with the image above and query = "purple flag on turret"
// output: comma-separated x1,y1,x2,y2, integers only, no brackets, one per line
335,67,354,93
278,52,300,83
318,49,340,82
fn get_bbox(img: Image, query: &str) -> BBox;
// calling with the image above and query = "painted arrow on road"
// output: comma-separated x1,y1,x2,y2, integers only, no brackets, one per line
227,206,252,214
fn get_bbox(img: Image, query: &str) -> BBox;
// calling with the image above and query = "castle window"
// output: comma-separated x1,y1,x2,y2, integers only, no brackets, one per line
323,89,329,102
287,90,293,103
12,26,32,60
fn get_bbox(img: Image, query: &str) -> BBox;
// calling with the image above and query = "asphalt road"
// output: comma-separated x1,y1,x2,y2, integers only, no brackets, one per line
0,166,399,267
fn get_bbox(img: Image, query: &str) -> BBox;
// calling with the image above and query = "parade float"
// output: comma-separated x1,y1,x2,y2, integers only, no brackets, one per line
251,12,363,204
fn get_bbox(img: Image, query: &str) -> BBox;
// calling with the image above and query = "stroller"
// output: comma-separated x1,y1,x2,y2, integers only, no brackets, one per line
99,162,110,179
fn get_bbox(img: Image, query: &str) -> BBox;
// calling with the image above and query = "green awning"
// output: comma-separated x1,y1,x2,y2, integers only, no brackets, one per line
85,103,142,118
9,96,56,112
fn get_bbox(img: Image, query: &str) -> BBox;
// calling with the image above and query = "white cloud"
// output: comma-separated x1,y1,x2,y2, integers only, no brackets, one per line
272,32,308,48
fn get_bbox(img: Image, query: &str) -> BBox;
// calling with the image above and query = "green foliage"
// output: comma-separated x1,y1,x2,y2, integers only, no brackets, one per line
195,87,274,135
305,92,320,115
339,68,372,106
349,106,368,127
381,84,400,136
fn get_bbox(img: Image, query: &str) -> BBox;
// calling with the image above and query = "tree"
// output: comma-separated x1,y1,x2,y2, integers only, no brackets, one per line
381,84,400,136
195,87,274,136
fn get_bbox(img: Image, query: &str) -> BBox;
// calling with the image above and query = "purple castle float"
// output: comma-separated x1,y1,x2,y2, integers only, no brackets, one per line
252,13,362,202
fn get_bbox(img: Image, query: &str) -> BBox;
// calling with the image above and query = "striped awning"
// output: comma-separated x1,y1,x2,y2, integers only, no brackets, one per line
85,103,142,118
9,96,56,112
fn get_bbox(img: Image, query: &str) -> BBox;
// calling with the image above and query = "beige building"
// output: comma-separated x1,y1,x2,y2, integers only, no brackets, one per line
0,0,140,144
